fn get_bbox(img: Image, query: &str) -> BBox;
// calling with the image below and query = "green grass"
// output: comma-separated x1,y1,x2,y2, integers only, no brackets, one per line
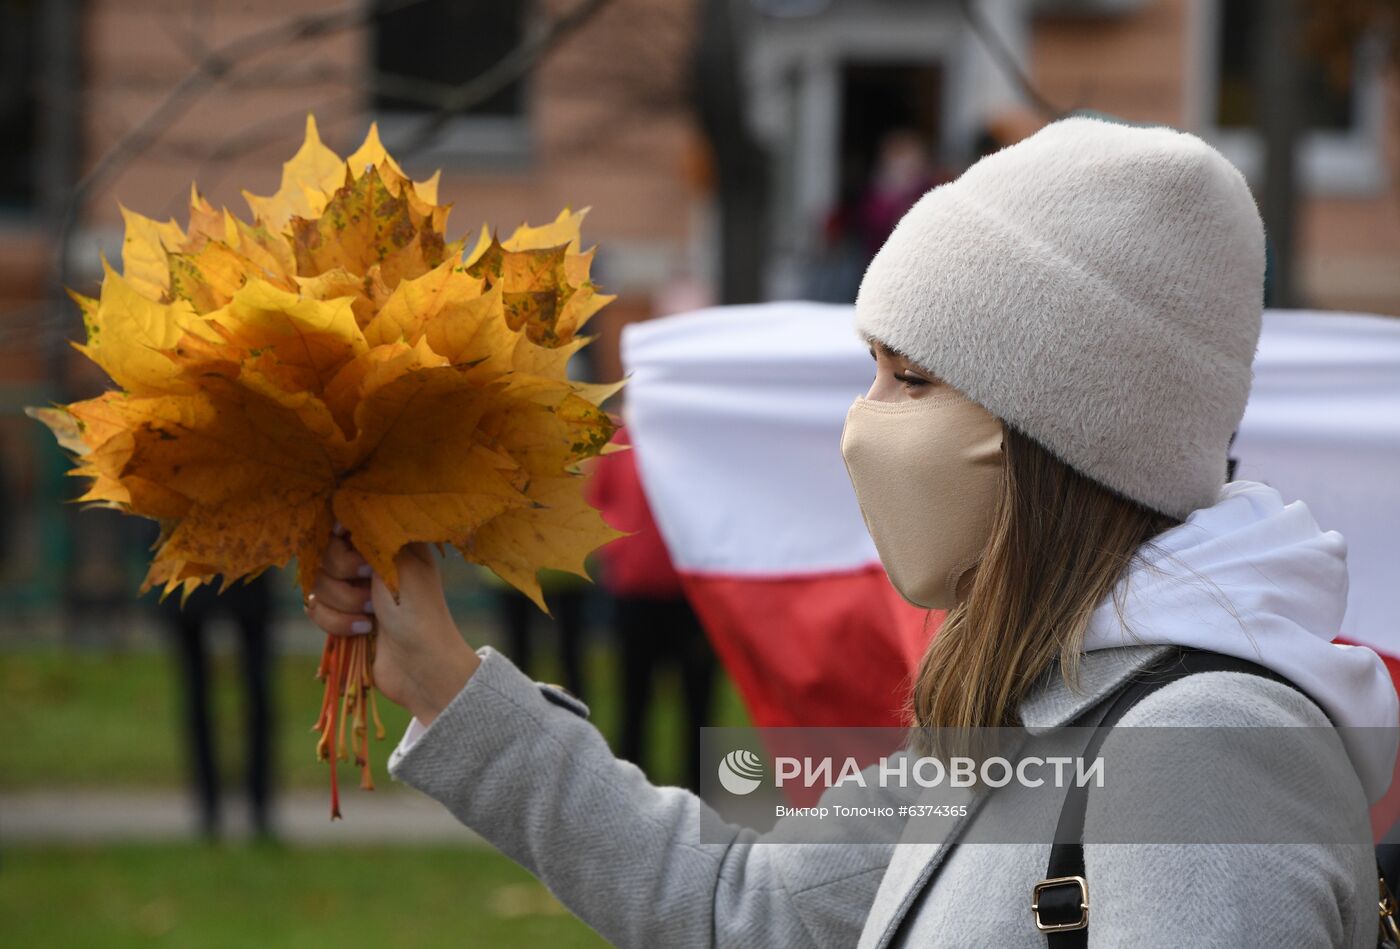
0,843,610,948
0,637,749,791
0,636,751,947
0,648,414,792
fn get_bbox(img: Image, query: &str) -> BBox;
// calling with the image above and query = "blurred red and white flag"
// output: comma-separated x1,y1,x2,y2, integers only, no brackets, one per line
621,303,1400,741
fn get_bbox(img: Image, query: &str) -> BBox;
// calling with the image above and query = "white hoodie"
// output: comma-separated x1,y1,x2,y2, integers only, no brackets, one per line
1082,479,1399,801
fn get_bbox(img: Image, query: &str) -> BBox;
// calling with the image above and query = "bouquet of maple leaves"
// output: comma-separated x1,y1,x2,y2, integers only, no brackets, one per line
29,117,624,817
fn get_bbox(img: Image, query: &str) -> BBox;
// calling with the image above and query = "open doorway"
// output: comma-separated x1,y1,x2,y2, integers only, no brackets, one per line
807,61,948,302
840,62,944,207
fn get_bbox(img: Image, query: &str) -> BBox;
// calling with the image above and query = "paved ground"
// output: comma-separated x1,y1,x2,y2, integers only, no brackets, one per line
0,789,486,846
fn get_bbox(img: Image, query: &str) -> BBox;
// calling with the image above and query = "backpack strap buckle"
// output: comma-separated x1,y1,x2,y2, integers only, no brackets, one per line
1379,872,1400,945
1031,875,1089,933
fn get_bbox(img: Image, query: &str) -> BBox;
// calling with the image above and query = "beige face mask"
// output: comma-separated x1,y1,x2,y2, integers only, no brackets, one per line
840,391,1004,609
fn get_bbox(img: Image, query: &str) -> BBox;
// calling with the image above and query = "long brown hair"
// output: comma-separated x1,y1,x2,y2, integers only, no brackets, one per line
909,424,1182,750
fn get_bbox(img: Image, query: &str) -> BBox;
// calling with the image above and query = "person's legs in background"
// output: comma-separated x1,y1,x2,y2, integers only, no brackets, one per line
497,589,534,677
672,601,717,793
163,592,220,840
616,595,659,770
497,585,590,701
614,594,715,790
552,588,588,703
230,574,275,840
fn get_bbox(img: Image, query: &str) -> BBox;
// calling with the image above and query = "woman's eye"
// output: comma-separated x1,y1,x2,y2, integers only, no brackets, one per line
895,373,928,388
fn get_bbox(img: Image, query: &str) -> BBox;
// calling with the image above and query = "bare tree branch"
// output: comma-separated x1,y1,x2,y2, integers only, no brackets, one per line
62,0,619,265
57,0,435,284
150,0,619,197
955,0,1080,120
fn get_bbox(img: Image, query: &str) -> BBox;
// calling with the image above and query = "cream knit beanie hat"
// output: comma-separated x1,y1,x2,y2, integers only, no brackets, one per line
854,116,1265,519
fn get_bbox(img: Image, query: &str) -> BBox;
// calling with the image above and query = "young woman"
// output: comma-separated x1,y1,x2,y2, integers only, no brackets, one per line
304,117,1399,946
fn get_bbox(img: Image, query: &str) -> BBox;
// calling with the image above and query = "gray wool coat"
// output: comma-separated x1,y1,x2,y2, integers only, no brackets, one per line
387,643,1379,948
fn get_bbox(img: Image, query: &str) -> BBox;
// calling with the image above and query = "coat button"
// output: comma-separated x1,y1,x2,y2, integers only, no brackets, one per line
537,682,590,719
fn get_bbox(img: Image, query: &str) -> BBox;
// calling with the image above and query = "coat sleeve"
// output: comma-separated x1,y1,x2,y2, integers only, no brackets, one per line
1083,673,1379,948
386,646,908,949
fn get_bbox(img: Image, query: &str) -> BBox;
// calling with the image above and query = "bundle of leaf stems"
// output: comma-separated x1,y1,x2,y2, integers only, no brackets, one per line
314,630,386,818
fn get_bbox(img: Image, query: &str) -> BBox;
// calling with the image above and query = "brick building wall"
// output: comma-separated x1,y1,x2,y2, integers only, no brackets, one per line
1034,0,1400,316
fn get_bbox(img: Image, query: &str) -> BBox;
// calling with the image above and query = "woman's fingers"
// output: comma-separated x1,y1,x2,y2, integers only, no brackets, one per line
322,532,372,581
305,592,375,638
309,534,373,635
311,571,373,616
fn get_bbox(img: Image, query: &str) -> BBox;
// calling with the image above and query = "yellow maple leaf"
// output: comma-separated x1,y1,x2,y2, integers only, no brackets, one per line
119,206,185,300
75,258,217,395
242,115,347,231
465,475,624,613
362,257,485,348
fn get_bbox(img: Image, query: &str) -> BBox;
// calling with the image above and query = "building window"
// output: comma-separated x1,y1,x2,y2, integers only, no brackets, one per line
1214,0,1353,133
0,0,40,215
371,0,530,165
1203,0,1383,194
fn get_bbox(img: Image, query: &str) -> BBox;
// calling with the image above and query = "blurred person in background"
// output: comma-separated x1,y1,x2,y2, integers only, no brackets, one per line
854,129,944,259
486,571,588,703
587,426,715,791
810,128,947,302
156,571,276,841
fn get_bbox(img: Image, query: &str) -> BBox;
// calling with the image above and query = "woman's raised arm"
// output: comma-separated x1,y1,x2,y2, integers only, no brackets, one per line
306,532,908,948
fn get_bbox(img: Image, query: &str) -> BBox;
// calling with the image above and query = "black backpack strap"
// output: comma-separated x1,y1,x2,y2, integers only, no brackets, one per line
1032,649,1292,946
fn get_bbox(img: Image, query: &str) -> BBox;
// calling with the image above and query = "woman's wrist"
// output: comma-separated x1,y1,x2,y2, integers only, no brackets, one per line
404,634,481,727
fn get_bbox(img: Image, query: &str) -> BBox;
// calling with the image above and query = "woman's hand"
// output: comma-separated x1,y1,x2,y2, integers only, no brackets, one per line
305,530,481,726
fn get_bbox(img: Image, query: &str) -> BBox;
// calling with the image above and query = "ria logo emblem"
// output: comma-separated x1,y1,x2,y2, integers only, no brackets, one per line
718,749,764,795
